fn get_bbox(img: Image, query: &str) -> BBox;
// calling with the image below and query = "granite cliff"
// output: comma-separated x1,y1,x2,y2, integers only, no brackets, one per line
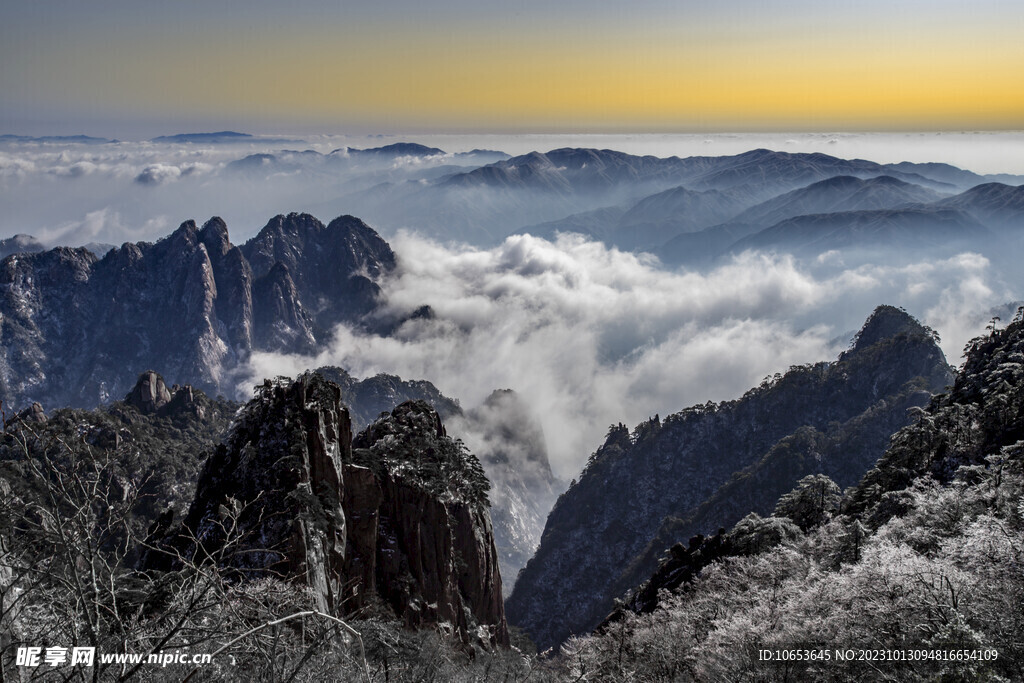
140,374,508,646
0,213,393,411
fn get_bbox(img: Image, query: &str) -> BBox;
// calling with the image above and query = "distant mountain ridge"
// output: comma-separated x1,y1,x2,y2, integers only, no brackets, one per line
335,146,1021,246
730,174,944,227
932,181,1024,230
0,234,44,259
0,134,116,144
151,131,252,143
657,179,1023,265
727,206,989,255
342,142,445,157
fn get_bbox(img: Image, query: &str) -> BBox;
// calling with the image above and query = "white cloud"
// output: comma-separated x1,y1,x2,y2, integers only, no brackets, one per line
135,163,183,185
241,233,1011,479
33,209,171,247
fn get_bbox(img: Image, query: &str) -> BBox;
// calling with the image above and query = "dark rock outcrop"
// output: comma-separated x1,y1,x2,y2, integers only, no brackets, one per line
10,401,46,425
506,305,952,650
124,370,173,414
141,376,508,646
0,213,395,411
351,400,507,645
313,368,559,594
241,213,395,335
173,374,350,613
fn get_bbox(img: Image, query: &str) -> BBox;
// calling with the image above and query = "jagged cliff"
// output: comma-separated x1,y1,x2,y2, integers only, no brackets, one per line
0,213,394,411
506,306,953,650
140,374,508,646
311,368,560,596
351,399,507,644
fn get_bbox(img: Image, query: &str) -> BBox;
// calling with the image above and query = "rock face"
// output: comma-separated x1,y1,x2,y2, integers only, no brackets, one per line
241,214,395,337
10,401,46,425
506,306,953,650
310,368,560,594
0,213,395,411
171,374,351,613
124,370,173,414
142,375,508,646
351,400,507,645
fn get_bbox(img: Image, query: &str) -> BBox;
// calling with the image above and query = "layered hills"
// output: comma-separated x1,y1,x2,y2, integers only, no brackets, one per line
328,147,1022,245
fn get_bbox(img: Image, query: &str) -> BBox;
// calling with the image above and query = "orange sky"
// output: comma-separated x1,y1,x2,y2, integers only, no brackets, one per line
2,1,1023,134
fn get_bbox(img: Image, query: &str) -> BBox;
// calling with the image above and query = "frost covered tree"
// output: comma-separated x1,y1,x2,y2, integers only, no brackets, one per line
773,473,841,531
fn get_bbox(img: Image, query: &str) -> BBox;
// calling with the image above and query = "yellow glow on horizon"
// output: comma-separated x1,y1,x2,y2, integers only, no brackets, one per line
24,16,1024,131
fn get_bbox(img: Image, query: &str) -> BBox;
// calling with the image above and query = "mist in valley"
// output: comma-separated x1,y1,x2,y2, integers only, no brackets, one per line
3,132,1022,482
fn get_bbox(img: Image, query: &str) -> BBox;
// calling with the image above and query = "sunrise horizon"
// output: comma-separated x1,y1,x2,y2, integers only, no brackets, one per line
4,1,1024,137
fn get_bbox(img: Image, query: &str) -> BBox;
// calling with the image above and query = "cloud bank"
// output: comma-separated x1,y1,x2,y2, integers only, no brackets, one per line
243,233,1012,479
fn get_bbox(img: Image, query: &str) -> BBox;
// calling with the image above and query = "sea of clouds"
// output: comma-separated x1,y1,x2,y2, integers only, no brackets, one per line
2,132,1020,477
243,232,1012,478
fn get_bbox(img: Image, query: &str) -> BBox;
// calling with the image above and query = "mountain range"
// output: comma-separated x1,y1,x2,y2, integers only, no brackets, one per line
0,213,393,410
7,145,1021,263
320,147,1023,247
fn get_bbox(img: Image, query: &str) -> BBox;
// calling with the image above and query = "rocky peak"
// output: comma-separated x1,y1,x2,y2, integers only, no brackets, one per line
143,373,352,613
197,217,230,257
241,213,326,279
164,383,205,419
0,234,45,259
356,399,448,443
353,400,491,506
9,401,47,425
847,304,933,353
0,213,397,411
166,219,200,249
242,213,395,334
349,399,507,645
141,376,507,646
124,370,172,414
324,215,397,278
